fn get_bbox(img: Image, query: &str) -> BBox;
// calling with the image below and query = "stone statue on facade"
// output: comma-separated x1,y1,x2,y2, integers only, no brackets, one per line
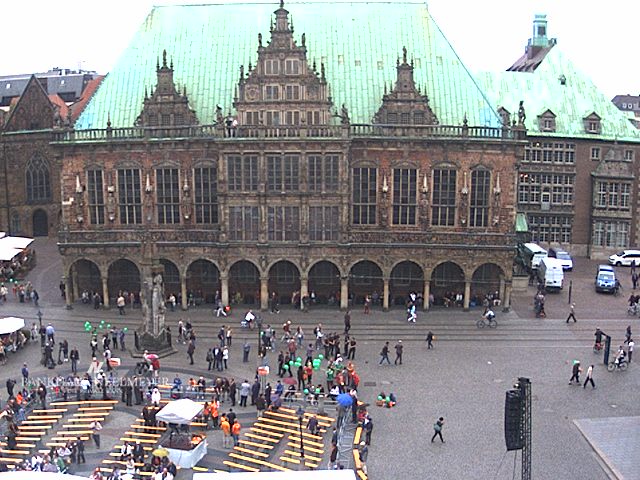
518,101,526,126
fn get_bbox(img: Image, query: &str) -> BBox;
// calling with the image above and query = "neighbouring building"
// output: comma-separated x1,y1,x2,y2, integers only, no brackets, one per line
0,71,103,237
479,14,640,258
53,1,525,312
611,94,640,129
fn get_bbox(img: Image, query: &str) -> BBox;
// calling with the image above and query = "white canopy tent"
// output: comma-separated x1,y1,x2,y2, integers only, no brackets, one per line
0,246,24,261
0,236,34,250
0,317,26,335
156,398,203,424
194,471,357,479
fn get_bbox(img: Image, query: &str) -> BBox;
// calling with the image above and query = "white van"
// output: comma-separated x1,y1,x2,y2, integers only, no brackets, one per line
520,243,548,271
608,250,640,267
538,257,564,291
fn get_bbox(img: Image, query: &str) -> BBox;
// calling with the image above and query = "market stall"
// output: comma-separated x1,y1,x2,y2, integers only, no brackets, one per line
156,398,207,468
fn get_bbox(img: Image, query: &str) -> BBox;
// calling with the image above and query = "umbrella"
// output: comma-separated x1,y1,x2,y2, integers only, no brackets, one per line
336,393,353,407
146,353,159,360
152,447,169,458
282,377,297,385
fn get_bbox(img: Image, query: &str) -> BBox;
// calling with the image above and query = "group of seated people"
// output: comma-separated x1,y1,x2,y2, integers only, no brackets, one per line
9,450,70,474
0,250,34,282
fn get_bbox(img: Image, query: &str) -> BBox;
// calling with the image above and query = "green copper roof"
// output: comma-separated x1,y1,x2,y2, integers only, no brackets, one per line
477,47,640,142
77,2,500,129
515,212,528,233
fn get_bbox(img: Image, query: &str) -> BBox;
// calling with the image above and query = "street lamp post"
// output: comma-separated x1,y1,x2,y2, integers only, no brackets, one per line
297,405,305,467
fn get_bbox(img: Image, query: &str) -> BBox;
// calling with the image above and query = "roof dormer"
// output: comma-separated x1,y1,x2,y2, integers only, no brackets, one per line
537,109,556,132
135,50,198,127
373,47,438,125
583,112,601,135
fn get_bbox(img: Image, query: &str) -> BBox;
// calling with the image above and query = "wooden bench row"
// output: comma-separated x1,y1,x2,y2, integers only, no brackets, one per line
264,410,332,428
228,452,290,472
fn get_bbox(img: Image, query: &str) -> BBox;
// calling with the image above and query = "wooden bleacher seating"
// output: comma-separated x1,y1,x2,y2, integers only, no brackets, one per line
50,399,118,406
78,406,114,411
32,409,67,414
238,439,274,450
279,456,319,469
233,446,269,458
279,406,335,422
0,449,30,455
124,431,161,438
356,470,368,480
353,426,362,444
131,424,166,431
68,417,104,423
0,442,35,449
223,460,260,473
120,438,157,444
18,425,51,430
264,410,331,428
56,430,93,436
63,424,93,429
114,445,153,451
26,415,62,420
288,435,324,448
353,449,363,470
287,442,324,455
254,422,321,439
228,452,290,472
259,416,326,433
0,457,23,463
245,433,280,444
21,419,59,424
249,427,283,438
284,449,322,463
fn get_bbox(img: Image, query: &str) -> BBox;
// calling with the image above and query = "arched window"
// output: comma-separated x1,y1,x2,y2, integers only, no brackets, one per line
26,154,51,203
10,212,21,234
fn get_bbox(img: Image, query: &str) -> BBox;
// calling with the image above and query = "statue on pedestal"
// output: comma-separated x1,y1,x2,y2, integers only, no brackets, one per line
151,272,166,334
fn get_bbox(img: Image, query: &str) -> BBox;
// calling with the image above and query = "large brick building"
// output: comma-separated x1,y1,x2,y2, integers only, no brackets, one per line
53,1,525,312
479,15,640,257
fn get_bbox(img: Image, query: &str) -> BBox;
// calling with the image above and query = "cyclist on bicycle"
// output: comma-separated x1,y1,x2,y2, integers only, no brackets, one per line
614,345,627,365
483,308,496,322
594,328,603,350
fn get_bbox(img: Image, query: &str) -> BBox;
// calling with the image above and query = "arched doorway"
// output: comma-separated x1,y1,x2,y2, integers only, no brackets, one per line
268,261,300,305
159,259,180,301
32,209,48,236
186,259,220,304
471,263,504,307
390,261,424,306
107,259,140,303
430,262,465,306
349,261,383,305
308,261,341,305
70,259,101,299
229,260,260,305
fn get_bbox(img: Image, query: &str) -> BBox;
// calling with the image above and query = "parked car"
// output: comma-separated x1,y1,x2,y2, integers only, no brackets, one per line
548,248,573,271
609,249,640,267
595,265,616,293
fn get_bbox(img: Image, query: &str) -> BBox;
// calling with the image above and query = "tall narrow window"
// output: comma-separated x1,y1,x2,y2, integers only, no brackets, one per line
26,154,51,203
470,170,490,227
194,167,218,224
268,206,300,241
431,168,456,226
156,168,180,224
227,155,258,192
267,155,299,192
308,155,339,192
87,169,105,225
392,168,417,225
117,169,142,224
352,168,377,225
309,206,339,241
228,206,259,241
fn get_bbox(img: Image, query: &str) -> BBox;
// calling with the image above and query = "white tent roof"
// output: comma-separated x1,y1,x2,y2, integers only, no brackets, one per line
194,471,356,479
0,317,25,335
0,246,23,261
0,236,33,249
0,472,89,480
156,398,203,425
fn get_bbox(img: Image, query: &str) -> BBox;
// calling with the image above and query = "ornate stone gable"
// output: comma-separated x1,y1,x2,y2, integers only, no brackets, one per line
233,1,333,127
593,146,634,179
4,75,55,132
374,47,438,125
135,50,198,127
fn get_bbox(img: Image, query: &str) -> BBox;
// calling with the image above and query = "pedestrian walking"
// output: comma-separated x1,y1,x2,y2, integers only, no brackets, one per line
220,415,230,448
426,331,434,349
394,340,403,365
379,342,391,365
89,420,102,448
239,379,250,407
21,363,29,386
628,339,634,362
70,348,79,374
624,325,632,344
76,438,86,464
117,295,126,315
231,419,241,446
431,417,445,443
243,342,251,363
344,310,351,335
187,340,195,365
566,303,576,323
569,360,582,385
583,364,596,389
